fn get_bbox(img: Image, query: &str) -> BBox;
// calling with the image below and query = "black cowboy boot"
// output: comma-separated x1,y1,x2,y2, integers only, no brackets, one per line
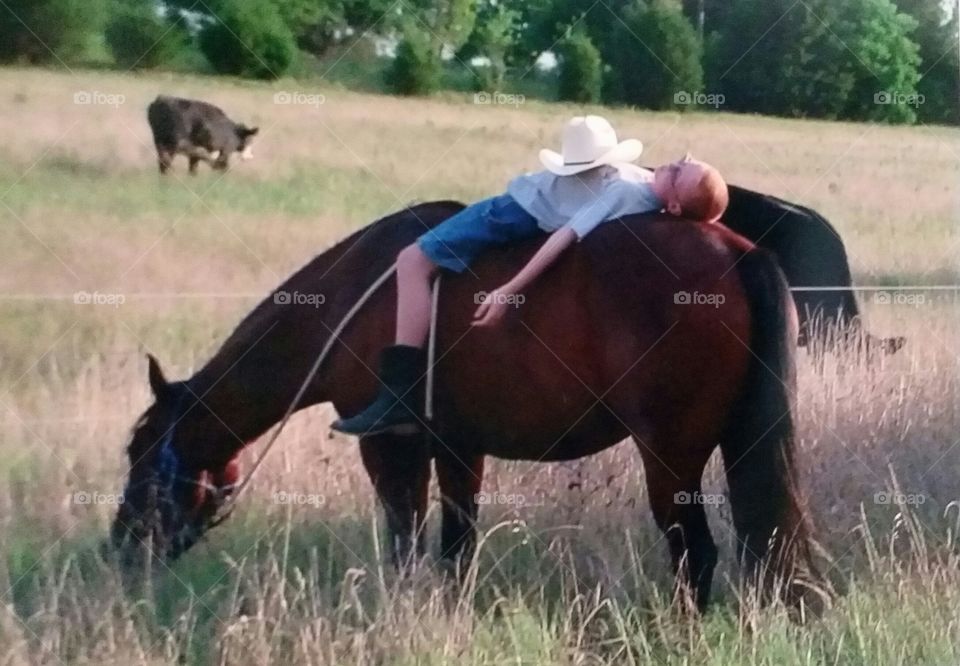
331,345,426,436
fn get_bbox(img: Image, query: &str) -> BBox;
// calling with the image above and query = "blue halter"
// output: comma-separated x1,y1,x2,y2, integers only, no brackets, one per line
147,391,187,499
152,392,221,499
156,427,181,491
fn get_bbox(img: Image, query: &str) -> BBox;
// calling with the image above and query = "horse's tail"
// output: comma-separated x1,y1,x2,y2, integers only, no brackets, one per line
722,248,826,610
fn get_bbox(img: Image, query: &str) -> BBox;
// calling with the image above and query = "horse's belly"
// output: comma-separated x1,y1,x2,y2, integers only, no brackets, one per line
483,431,627,462
438,400,632,462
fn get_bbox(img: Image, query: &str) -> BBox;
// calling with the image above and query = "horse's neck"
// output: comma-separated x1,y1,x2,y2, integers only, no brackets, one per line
185,234,389,447
186,202,463,450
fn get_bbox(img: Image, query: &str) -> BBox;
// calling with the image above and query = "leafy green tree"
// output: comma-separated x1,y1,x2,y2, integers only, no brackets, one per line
706,0,802,115
893,0,959,124
512,0,629,67
520,0,597,56
459,1,521,90
556,31,602,103
680,0,728,39
167,0,347,58
199,0,297,79
841,0,921,123
0,0,105,64
709,0,921,122
605,0,703,110
402,0,477,56
385,23,442,95
273,0,342,57
105,0,190,69
773,3,863,119
340,0,397,33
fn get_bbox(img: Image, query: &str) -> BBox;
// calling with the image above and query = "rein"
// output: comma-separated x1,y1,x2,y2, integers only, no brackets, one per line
205,265,442,528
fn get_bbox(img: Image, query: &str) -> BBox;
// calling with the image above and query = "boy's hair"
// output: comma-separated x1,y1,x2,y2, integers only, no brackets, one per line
681,164,729,223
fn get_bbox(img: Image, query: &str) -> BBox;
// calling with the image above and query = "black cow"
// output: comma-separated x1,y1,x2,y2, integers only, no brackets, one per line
723,185,904,354
147,96,258,174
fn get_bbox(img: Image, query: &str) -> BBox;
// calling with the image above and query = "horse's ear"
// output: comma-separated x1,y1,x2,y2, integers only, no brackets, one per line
147,354,170,400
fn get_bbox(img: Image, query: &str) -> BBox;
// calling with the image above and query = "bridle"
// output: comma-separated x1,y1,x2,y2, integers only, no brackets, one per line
123,395,235,543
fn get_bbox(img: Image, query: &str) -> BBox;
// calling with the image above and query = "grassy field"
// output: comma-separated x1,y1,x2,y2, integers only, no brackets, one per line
0,67,959,664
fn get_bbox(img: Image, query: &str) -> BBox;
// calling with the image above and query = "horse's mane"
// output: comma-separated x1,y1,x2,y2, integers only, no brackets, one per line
193,201,465,384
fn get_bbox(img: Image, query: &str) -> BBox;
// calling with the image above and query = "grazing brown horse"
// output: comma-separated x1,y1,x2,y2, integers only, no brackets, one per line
112,202,822,611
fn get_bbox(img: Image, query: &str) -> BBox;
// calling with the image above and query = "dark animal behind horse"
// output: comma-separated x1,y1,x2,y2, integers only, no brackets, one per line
112,202,824,611
723,185,904,354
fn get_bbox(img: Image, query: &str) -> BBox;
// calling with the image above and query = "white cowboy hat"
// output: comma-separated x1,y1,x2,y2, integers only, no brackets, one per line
539,115,643,176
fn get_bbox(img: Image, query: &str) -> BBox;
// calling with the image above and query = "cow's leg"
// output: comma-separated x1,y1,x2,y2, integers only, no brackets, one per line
358,433,430,568
435,450,484,577
188,156,201,174
156,147,174,174
639,444,718,613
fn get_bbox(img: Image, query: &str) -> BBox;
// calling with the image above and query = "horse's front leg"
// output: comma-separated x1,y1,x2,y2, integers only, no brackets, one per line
358,433,431,569
435,449,484,577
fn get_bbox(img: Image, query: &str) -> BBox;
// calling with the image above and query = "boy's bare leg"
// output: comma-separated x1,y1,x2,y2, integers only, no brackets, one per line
395,244,438,348
331,242,436,435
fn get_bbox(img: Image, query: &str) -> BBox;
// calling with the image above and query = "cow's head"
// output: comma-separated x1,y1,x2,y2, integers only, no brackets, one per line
235,124,259,160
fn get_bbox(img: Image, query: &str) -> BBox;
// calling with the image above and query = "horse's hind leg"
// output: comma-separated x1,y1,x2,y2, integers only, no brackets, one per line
359,434,430,569
638,444,718,613
435,450,484,577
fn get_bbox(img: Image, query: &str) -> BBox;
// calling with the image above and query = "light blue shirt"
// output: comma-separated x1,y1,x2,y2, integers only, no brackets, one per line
506,163,663,240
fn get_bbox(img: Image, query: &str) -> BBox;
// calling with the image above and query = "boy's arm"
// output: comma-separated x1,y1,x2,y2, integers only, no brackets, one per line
503,226,577,294
502,186,622,292
473,187,624,327
472,226,577,327
474,173,664,325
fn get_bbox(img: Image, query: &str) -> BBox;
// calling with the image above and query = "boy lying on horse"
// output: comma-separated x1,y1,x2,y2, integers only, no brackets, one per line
332,115,729,437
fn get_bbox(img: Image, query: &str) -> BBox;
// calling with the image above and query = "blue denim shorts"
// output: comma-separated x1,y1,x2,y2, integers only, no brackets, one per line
417,194,543,272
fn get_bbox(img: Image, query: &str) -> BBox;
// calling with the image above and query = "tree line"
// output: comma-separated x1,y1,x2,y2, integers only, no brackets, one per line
1,0,956,124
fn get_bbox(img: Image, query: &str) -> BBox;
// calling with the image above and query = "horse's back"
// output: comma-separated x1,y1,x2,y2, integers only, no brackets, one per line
435,215,758,459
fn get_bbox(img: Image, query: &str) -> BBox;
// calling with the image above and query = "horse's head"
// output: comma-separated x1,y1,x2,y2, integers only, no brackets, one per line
111,355,240,563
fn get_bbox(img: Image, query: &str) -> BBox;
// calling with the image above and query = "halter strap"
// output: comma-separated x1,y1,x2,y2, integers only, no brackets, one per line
155,391,187,489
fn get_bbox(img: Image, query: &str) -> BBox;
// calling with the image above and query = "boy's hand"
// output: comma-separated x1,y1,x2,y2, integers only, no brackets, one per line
470,228,575,328
472,288,512,327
